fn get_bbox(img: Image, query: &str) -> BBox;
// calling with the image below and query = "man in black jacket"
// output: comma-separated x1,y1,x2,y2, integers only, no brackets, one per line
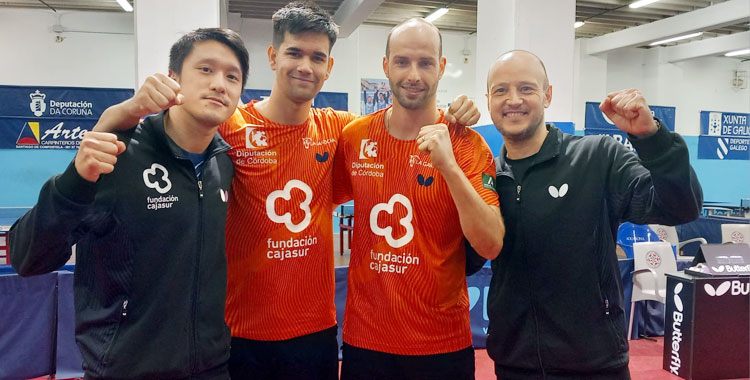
483,50,702,379
9,28,248,379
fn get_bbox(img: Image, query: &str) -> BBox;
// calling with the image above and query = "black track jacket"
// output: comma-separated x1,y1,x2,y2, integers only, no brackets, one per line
487,123,702,379
10,112,233,379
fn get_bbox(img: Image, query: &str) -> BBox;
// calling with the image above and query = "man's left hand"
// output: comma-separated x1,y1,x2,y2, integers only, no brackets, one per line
417,123,458,172
599,89,658,137
444,95,480,127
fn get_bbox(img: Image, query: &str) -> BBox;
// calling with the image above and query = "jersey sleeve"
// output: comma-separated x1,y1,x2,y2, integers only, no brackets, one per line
459,132,499,207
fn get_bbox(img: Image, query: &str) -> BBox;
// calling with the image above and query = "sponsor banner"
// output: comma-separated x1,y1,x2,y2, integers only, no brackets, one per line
585,101,675,131
584,129,634,151
697,135,750,160
584,102,675,152
242,89,348,111
0,118,95,150
0,85,133,119
0,85,133,150
700,111,750,137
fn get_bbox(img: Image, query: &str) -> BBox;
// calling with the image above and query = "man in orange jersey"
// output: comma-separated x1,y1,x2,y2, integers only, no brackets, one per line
92,3,481,380
332,18,505,380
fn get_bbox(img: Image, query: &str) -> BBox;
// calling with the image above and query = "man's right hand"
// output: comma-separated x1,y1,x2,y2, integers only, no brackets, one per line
93,74,183,132
124,73,183,119
74,131,127,182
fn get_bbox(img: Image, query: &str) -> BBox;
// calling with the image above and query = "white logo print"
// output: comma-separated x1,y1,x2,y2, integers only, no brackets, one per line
548,184,568,198
359,139,378,159
220,189,228,203
712,265,725,272
704,281,731,297
143,163,172,194
245,126,268,148
708,112,722,136
716,138,729,160
673,282,684,312
670,282,684,375
29,90,47,117
266,180,313,233
370,194,414,248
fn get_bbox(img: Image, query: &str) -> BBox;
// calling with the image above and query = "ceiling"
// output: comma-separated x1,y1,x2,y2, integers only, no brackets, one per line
2,0,748,53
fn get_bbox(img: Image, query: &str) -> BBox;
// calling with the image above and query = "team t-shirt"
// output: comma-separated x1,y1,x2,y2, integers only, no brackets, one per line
221,101,356,340
332,107,499,355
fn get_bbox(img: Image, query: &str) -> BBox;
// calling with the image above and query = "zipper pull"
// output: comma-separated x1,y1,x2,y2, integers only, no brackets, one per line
516,185,521,202
122,300,129,317
604,297,610,315
198,180,204,198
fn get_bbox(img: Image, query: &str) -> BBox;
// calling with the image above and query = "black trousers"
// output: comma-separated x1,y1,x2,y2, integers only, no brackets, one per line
340,342,475,380
228,326,339,380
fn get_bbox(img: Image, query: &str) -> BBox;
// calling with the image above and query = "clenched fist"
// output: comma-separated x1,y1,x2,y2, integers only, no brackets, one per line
74,131,126,182
416,123,457,172
599,89,658,137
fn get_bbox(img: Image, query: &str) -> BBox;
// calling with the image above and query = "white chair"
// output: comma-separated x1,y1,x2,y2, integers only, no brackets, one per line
628,241,678,340
648,224,707,255
721,224,750,244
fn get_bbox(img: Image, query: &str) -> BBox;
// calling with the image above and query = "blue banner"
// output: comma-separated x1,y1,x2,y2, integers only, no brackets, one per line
584,101,675,152
241,89,348,111
0,85,133,150
700,111,750,137
698,136,750,160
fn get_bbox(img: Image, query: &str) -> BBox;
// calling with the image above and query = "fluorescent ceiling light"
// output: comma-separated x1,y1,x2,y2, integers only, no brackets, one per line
725,49,750,57
630,0,660,8
425,8,449,22
649,32,703,46
574,21,585,28
115,0,133,12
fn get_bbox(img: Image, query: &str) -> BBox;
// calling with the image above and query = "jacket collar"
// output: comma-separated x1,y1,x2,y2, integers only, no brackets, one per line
496,123,563,176
145,111,231,158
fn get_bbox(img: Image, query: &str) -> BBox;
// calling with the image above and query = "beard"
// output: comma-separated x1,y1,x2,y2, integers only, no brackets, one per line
493,113,545,142
390,80,437,110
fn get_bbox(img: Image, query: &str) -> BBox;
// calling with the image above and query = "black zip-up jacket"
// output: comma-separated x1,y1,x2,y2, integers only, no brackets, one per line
487,123,702,379
9,112,233,379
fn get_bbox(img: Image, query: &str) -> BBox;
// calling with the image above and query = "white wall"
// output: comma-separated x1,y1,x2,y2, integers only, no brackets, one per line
572,41,750,135
1,7,747,133
0,8,135,88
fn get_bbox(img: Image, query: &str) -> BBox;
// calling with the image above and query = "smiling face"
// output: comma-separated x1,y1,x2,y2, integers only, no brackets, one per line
269,31,333,104
170,40,244,128
383,20,445,111
486,51,552,142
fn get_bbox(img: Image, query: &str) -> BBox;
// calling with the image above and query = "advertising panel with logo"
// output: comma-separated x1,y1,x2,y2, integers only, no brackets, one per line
698,111,750,160
584,102,675,152
0,85,133,150
691,277,750,379
664,273,750,380
241,89,348,111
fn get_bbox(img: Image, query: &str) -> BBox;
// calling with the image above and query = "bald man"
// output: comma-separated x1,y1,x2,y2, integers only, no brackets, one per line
481,50,702,379
332,18,504,380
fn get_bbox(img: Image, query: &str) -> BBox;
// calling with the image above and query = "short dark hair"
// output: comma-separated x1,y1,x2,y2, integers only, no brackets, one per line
169,28,250,88
272,1,339,51
385,18,443,58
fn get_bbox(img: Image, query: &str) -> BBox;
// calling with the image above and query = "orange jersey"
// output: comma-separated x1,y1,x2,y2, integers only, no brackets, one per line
220,101,356,340
332,108,499,355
